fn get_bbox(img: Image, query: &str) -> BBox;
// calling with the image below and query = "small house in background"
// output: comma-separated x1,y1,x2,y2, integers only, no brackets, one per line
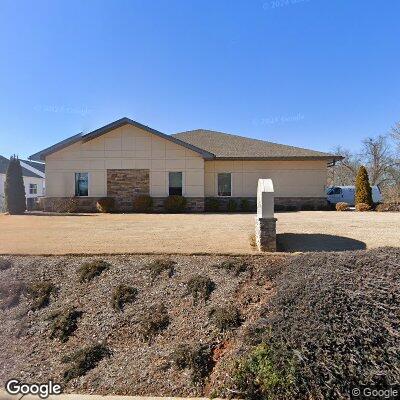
0,155,45,211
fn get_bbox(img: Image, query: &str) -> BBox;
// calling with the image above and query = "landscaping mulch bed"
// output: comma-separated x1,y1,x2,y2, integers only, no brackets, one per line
0,253,284,397
1,248,399,399
221,247,400,399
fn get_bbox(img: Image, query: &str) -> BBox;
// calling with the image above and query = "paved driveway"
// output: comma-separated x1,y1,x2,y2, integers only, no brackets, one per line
0,211,399,255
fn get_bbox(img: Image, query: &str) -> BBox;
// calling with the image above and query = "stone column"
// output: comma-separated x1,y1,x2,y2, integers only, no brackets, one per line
255,217,277,252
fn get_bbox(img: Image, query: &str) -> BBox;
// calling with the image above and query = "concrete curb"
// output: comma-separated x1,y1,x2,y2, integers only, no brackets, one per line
0,391,214,400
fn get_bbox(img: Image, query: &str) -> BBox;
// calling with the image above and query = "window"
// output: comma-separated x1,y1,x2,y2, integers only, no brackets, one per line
169,172,183,196
75,173,88,196
218,173,231,197
327,187,342,195
29,184,38,195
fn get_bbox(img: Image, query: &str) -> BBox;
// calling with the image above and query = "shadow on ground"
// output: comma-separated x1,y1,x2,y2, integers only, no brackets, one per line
25,212,96,217
277,233,366,252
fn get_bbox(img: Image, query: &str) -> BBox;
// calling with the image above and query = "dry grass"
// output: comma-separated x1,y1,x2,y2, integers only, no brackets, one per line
249,233,257,249
1,212,400,254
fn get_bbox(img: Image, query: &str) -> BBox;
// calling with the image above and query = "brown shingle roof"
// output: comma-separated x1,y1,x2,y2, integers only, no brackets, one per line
173,129,340,160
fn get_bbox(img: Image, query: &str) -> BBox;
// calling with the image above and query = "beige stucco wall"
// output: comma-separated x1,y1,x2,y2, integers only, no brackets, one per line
45,125,204,198
205,160,327,197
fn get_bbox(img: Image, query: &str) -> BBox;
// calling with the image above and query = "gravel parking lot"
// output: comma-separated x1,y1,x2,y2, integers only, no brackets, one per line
0,211,399,255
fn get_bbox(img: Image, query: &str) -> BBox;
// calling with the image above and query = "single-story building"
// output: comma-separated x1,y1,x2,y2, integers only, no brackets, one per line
0,155,45,211
29,117,341,212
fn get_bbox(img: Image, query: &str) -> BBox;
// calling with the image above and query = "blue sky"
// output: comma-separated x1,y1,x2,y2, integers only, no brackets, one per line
0,0,399,159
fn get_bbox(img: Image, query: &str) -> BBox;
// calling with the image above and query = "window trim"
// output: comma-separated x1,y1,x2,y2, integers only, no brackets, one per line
29,183,38,195
74,172,89,197
167,171,184,196
216,172,232,197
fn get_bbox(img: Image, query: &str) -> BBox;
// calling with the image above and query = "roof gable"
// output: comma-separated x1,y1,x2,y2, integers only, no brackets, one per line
29,119,341,162
21,159,45,173
30,118,214,161
173,129,340,160
0,155,43,178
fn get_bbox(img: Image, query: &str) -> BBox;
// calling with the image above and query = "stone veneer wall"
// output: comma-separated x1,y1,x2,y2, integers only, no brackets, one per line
205,196,328,212
42,196,205,213
107,169,149,211
42,196,324,213
152,197,205,213
41,197,103,212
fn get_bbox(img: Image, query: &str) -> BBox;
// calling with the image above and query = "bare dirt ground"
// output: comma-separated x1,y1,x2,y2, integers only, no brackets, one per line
0,211,399,255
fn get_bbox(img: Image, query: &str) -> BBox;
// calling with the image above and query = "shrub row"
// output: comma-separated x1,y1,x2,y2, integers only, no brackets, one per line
48,196,342,214
336,202,399,212
206,198,251,212
52,198,80,213
206,199,330,213
96,195,156,213
96,195,187,213
375,202,400,212
51,195,188,213
335,202,350,211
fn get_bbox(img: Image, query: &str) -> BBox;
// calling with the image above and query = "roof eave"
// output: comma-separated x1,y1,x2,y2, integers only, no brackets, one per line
213,155,343,161
29,133,82,161
29,118,214,160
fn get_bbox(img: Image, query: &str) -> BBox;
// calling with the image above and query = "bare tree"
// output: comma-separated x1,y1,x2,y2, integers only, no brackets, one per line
391,121,400,149
327,145,361,186
328,131,400,202
361,135,396,186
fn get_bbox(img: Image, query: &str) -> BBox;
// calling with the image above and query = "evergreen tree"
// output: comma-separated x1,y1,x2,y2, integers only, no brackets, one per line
355,165,373,206
4,155,26,214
